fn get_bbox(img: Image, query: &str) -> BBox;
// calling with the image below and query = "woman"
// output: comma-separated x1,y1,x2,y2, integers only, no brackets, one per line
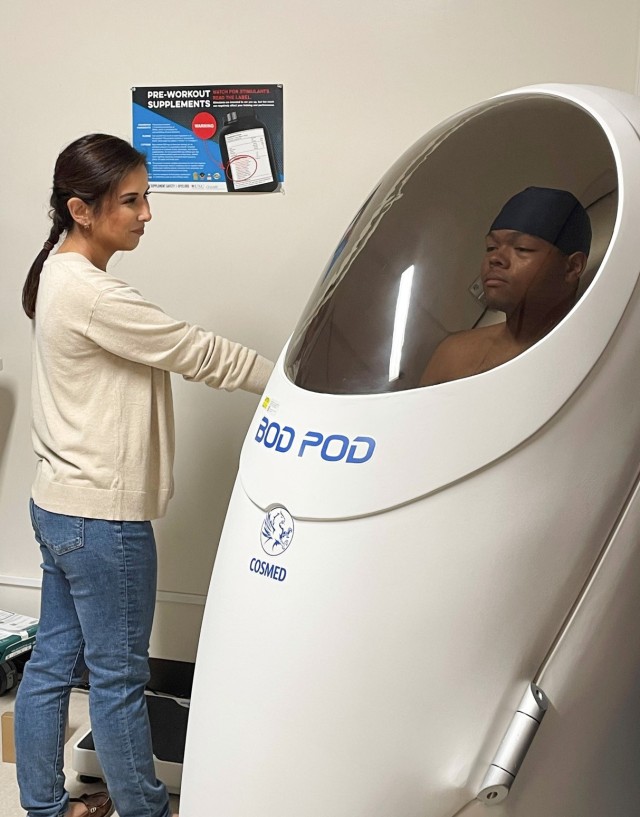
15,134,273,817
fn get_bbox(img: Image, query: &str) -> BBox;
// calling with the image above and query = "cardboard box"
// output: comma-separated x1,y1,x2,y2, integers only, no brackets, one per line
2,711,15,763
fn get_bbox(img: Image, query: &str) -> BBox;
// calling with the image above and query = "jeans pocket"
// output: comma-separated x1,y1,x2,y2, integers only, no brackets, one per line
31,502,85,555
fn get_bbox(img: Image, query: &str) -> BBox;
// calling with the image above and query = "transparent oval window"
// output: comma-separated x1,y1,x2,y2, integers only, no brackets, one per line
285,94,618,395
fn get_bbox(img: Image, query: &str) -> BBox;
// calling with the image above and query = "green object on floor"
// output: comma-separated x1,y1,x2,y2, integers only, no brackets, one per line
0,610,38,664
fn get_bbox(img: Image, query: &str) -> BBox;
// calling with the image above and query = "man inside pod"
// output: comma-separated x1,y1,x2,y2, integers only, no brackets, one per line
420,187,591,386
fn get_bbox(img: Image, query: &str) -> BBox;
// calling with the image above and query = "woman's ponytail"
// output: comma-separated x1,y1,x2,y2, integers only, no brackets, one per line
22,220,63,319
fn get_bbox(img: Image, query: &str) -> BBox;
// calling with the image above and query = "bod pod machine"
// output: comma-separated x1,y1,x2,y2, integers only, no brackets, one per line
180,85,640,815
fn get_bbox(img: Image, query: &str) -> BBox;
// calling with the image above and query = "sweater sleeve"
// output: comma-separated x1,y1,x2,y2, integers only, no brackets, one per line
85,284,274,394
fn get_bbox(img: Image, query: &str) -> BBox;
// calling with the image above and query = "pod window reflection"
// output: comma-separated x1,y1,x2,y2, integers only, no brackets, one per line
285,95,617,395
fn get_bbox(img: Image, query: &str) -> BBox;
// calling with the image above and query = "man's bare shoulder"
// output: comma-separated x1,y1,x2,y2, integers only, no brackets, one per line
438,323,502,352
420,324,502,386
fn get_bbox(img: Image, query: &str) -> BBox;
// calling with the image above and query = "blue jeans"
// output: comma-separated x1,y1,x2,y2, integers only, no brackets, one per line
15,501,170,817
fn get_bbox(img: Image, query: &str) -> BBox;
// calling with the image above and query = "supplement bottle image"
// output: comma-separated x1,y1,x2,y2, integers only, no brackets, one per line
218,109,279,192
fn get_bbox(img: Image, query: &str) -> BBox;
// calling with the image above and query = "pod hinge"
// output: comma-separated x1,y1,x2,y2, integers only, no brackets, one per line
476,682,548,806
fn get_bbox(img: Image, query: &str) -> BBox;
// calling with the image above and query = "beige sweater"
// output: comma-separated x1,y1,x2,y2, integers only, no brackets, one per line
32,252,273,520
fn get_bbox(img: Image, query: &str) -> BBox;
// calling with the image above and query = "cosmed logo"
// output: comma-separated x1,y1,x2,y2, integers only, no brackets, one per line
260,507,294,556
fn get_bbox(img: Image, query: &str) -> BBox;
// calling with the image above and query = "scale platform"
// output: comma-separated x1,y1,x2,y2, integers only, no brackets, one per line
72,692,189,794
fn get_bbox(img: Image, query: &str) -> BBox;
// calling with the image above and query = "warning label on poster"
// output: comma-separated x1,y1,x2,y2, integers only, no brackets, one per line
132,85,283,193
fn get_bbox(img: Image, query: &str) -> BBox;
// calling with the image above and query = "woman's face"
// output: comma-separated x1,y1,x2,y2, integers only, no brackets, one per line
89,164,152,258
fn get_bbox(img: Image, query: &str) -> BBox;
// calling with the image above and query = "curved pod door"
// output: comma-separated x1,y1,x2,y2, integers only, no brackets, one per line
181,85,640,817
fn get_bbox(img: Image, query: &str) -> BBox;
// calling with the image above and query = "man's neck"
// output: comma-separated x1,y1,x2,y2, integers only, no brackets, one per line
504,294,577,347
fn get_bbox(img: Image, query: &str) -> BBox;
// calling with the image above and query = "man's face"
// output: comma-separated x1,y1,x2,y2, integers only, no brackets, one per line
481,229,573,315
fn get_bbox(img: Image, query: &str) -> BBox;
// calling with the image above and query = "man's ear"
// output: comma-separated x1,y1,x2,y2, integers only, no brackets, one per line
67,197,92,228
565,251,588,284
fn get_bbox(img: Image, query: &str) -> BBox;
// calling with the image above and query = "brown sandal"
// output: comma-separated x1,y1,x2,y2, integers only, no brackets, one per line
68,791,114,817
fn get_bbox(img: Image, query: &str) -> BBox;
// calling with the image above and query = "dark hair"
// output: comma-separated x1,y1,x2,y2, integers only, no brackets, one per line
22,134,147,318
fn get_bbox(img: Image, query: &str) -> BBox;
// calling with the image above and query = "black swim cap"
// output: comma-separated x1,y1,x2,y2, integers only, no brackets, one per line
490,187,591,256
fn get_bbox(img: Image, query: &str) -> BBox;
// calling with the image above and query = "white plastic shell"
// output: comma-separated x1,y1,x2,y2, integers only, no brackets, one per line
180,85,640,817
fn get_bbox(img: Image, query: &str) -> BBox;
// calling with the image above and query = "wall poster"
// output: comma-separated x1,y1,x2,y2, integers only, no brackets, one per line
132,85,283,193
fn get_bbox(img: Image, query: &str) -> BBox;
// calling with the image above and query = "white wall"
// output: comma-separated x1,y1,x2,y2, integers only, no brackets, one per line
1,0,640,661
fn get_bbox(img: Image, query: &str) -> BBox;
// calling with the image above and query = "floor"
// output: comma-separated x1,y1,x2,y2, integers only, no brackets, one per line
0,685,180,816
